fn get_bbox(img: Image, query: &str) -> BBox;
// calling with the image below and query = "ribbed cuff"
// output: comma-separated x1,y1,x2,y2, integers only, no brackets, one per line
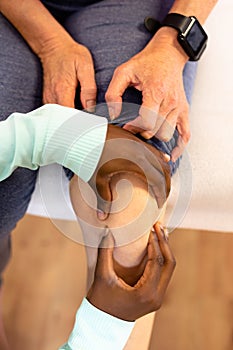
31,104,108,182
68,298,135,350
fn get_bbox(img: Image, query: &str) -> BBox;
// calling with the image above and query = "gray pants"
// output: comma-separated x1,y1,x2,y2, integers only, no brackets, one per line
0,0,197,280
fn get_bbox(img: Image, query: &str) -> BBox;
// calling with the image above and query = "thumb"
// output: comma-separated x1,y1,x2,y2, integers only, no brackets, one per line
77,56,97,111
123,95,159,134
95,230,115,279
105,67,131,120
96,179,112,220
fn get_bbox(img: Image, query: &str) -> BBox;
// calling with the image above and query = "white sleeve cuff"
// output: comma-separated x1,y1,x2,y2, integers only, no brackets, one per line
67,298,135,350
0,104,108,183
30,104,108,182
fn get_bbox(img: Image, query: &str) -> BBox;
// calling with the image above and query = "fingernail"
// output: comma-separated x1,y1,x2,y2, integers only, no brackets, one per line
142,131,154,139
164,228,169,241
161,153,171,162
159,224,168,241
171,155,176,163
109,107,115,120
86,100,96,113
97,209,108,220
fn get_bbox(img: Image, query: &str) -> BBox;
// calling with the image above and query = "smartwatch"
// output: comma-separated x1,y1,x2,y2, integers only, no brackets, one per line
161,13,208,61
144,13,208,61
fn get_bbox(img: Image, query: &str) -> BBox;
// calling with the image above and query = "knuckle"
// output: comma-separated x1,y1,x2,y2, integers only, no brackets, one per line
156,254,165,267
114,63,128,76
82,62,94,73
167,255,176,269
168,95,178,107
78,45,92,58
155,83,165,99
113,65,123,76
105,90,115,101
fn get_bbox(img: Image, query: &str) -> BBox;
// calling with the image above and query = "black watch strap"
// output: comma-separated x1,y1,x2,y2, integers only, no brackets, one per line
162,13,193,33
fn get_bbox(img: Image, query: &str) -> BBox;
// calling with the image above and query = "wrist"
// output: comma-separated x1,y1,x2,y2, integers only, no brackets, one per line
37,31,76,59
151,27,189,64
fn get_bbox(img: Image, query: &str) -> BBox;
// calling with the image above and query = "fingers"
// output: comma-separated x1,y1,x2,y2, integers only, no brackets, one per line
140,230,164,285
136,152,168,208
153,223,176,295
142,160,167,208
151,183,167,209
123,92,160,135
94,230,116,279
155,108,178,142
95,177,112,220
171,112,191,162
79,64,97,112
105,65,131,119
41,42,97,109
123,115,149,134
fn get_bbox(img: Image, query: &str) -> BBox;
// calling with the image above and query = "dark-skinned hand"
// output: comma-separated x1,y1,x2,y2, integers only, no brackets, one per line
87,223,176,321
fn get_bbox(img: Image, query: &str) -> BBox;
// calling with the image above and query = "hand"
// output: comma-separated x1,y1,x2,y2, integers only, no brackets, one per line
105,27,190,162
39,37,97,109
88,124,171,219
87,223,176,321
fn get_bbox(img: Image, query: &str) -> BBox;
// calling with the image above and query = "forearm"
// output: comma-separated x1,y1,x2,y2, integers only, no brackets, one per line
0,105,107,182
147,0,218,63
0,0,73,56
169,0,218,24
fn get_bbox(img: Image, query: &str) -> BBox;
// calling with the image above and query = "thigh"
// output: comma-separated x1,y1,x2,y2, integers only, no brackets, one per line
0,168,38,237
0,13,43,119
64,0,196,103
0,167,37,281
0,235,11,285
64,0,160,103
0,14,41,235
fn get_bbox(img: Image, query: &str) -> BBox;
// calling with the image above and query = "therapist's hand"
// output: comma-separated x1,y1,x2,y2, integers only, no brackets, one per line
88,124,171,219
87,223,176,321
39,37,97,110
105,27,190,162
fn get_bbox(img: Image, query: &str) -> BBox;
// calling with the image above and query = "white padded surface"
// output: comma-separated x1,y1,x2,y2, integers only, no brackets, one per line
27,0,233,232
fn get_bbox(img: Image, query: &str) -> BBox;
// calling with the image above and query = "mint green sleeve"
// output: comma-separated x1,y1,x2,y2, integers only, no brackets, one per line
0,104,108,182
59,298,135,350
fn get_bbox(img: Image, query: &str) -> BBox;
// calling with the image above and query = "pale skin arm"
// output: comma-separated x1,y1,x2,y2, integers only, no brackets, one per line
106,0,218,161
0,0,97,109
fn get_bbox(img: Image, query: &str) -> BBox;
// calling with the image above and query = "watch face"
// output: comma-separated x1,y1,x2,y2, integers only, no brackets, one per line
185,21,207,55
178,17,208,61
